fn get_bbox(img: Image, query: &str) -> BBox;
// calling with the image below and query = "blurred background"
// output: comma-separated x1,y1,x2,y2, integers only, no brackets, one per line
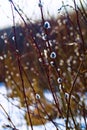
0,0,85,29
0,0,87,130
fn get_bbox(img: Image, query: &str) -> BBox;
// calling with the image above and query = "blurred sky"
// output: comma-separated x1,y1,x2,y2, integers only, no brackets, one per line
0,0,85,29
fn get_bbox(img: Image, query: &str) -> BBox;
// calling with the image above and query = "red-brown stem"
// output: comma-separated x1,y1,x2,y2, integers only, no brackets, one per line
0,104,17,129
73,0,85,54
10,2,33,130
66,60,83,129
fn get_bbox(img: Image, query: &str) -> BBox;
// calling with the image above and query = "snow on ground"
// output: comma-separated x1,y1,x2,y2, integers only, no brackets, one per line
0,83,87,130
0,83,66,130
